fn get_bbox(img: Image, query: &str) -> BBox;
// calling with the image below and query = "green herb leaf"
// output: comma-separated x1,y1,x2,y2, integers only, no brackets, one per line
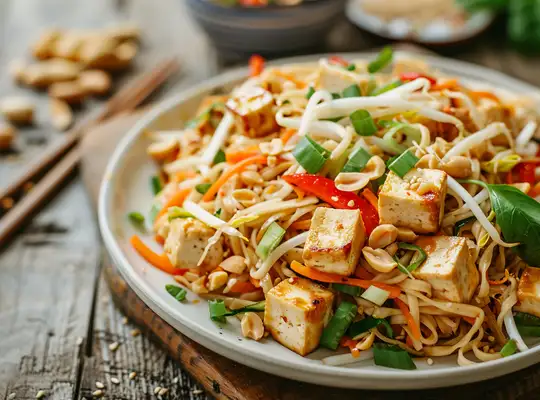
514,312,540,327
332,283,362,297
348,316,394,339
293,135,331,174
165,284,187,301
213,149,226,165
350,109,378,136
454,216,476,236
195,183,212,194
214,208,223,218
168,206,194,221
342,84,361,98
368,47,393,74
320,301,357,350
370,80,403,96
394,242,427,274
373,343,416,370
346,64,356,71
150,176,162,195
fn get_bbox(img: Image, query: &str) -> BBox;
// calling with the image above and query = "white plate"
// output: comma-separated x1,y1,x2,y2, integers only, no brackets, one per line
99,51,540,390
346,0,495,44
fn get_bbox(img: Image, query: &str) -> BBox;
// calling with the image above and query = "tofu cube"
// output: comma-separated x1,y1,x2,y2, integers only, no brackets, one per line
303,208,365,276
378,168,447,234
316,62,360,93
516,267,540,318
226,87,278,138
412,236,479,303
264,277,334,356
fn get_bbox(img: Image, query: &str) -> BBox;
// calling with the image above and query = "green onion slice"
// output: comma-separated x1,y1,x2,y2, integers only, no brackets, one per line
168,206,194,221
350,109,378,136
213,149,226,165
306,86,315,99
370,80,403,96
256,222,286,260
293,136,331,174
331,92,341,100
387,150,419,178
195,183,212,194
500,339,517,357
209,299,265,324
165,284,187,302
342,84,361,98
373,343,417,370
517,325,540,337
454,216,476,236
346,64,356,71
332,283,362,297
342,147,372,173
514,312,540,327
320,301,357,350
368,46,393,74
348,317,394,339
394,243,427,274
151,176,162,195
128,212,146,232
214,208,223,218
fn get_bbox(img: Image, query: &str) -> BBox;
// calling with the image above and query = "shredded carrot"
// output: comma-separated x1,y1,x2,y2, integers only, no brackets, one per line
230,281,258,293
431,79,459,91
154,188,192,222
469,90,500,104
463,316,476,325
249,54,265,77
202,155,267,202
155,234,165,245
394,298,421,341
274,71,306,88
354,265,374,280
488,269,510,285
406,336,413,347
362,188,378,210
290,261,401,298
225,145,261,164
292,186,305,200
173,170,197,182
280,128,297,145
351,348,361,358
249,275,261,288
289,220,311,230
130,235,187,276
506,170,514,184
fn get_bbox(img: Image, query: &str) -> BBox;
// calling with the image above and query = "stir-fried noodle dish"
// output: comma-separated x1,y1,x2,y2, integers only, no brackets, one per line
130,49,540,369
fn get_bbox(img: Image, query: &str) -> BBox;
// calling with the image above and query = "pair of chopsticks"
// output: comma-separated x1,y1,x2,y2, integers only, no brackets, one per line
0,58,180,245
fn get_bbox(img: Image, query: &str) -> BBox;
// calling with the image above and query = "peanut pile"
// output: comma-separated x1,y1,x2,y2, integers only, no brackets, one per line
0,23,140,150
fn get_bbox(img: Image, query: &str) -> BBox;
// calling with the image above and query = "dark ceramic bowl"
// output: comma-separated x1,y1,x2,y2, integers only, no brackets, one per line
186,0,346,57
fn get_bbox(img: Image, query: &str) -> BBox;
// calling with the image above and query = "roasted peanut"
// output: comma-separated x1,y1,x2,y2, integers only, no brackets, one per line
240,170,264,186
241,312,264,341
441,156,472,179
0,123,16,150
51,32,85,60
32,29,62,60
78,70,111,95
104,23,141,42
24,59,80,87
219,255,247,274
49,98,73,131
147,138,178,162
207,271,228,291
48,81,86,104
191,275,209,294
368,224,398,249
79,36,119,69
9,60,27,84
0,97,34,125
362,247,397,273
396,227,417,242
114,41,138,68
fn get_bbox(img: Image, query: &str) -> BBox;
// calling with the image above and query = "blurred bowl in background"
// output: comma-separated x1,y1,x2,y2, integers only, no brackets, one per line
186,0,346,57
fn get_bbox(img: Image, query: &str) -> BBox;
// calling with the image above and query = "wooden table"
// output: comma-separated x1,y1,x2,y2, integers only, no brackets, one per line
1,1,540,399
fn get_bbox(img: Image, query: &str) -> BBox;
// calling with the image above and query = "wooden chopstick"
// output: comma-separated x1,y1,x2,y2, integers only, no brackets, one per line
0,59,179,244
0,58,179,210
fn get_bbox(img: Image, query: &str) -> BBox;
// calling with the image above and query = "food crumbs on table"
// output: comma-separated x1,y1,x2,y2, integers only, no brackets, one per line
92,389,104,398
153,386,162,395
192,299,200,304
109,341,120,352
131,328,140,337
111,377,120,384
76,336,83,345
158,388,169,396
427,358,434,366
172,377,179,384
122,317,129,325
129,371,137,380
192,389,203,395
95,381,104,389
8,393,16,400
36,390,46,399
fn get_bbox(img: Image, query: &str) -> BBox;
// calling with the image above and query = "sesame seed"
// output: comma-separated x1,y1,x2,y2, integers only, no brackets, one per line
331,196,339,202
109,341,120,352
36,390,46,399
154,387,162,395
192,389,203,394
158,388,169,396
129,371,137,380
122,317,129,325
7,393,16,400
111,377,120,384
131,329,140,337
95,382,104,389
347,200,355,207
426,358,434,366
92,389,103,398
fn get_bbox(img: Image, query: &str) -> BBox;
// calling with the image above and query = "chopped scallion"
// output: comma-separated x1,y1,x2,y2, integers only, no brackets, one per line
361,285,390,306
500,339,517,357
151,176,162,195
209,299,228,323
332,283,362,297
331,92,341,100
195,183,212,194
368,46,393,74
348,316,393,339
387,150,419,178
342,147,372,173
213,149,226,165
350,109,377,136
165,284,187,302
168,206,194,221
394,242,427,274
370,80,403,96
346,64,356,71
256,222,286,260
214,208,223,218
128,212,146,231
293,136,331,174
453,216,476,236
320,301,357,350
306,86,315,99
373,343,416,370
342,84,361,98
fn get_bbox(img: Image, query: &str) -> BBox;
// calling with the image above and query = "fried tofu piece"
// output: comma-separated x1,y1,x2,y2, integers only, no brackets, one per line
516,267,540,318
264,277,334,356
226,87,277,138
302,208,365,276
378,168,447,234
412,236,479,303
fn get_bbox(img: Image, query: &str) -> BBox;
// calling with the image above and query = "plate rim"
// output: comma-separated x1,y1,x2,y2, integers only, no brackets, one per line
99,51,540,390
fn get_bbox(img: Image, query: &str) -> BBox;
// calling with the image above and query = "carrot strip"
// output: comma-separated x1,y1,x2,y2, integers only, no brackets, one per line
155,234,165,245
362,188,378,210
351,348,361,358
463,316,476,325
225,145,260,163
292,186,305,200
394,298,421,341
290,261,401,298
431,79,458,91
155,188,192,221
274,71,306,88
354,265,374,280
280,128,297,145
469,90,500,104
202,155,267,201
173,170,197,182
289,220,311,230
249,54,265,77
488,269,510,285
130,235,187,276
230,281,258,293
249,275,261,288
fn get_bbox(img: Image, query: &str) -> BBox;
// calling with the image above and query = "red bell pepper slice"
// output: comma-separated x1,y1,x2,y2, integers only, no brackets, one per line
399,72,437,85
516,162,536,184
328,55,349,67
282,174,379,234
